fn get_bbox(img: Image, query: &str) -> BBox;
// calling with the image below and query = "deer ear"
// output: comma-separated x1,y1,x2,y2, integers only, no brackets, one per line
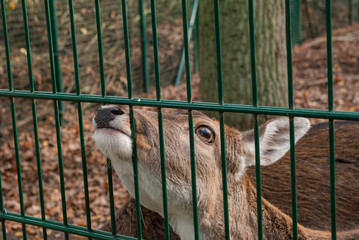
242,118,310,167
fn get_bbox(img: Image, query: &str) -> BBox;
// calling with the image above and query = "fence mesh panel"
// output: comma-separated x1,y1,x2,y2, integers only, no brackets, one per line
0,0,359,239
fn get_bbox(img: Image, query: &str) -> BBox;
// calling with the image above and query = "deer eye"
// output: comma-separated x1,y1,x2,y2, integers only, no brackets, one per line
195,126,215,144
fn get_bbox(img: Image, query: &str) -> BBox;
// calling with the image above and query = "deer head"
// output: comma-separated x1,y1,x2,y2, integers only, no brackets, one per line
93,105,311,239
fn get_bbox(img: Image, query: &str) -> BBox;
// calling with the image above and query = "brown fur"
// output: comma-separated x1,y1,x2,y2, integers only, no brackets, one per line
102,199,180,239
247,121,359,232
94,107,359,239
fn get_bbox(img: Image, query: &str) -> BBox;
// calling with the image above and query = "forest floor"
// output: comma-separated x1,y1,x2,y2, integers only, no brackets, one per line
1,23,359,239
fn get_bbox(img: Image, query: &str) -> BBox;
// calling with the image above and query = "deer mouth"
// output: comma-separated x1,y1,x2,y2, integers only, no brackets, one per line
96,126,131,138
94,125,133,161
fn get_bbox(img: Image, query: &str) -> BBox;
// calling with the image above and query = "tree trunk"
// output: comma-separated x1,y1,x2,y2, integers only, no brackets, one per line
199,0,288,130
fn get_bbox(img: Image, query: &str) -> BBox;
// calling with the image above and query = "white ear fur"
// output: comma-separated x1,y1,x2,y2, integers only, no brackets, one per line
243,117,310,167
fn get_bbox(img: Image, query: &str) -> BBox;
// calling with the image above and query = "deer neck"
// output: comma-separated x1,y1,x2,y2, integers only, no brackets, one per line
173,174,331,240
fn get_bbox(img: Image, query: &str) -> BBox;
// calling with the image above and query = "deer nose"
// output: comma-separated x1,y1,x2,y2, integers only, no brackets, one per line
94,106,124,128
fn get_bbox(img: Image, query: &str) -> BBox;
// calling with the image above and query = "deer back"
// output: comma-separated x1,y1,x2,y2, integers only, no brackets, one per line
248,121,359,231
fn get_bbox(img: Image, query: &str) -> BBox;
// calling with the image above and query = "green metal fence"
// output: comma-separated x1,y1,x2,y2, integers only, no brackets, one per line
1,0,358,95
1,0,359,239
301,0,359,41
0,0,190,97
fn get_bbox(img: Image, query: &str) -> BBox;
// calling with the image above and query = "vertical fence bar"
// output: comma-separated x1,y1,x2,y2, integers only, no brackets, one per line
325,0,337,239
10,99,27,240
106,159,117,237
291,0,302,45
248,1,263,239
285,1,299,239
213,0,229,239
213,0,224,105
150,0,170,238
289,118,298,239
129,107,142,239
44,0,69,238
219,113,230,240
94,0,116,234
77,102,92,240
0,172,8,240
68,0,80,95
32,99,48,240
94,0,106,97
21,0,34,90
157,110,170,240
94,0,116,233
182,0,192,99
187,111,200,240
253,115,262,240
1,0,27,238
122,0,143,238
174,0,199,86
286,0,294,110
328,119,336,239
68,0,92,238
122,0,133,100
326,2,334,113
52,82,69,240
248,0,258,108
193,3,199,73
151,0,161,101
139,0,150,93
44,0,57,91
20,0,48,238
49,0,64,118
297,0,301,43
0,0,11,86
349,0,354,25
181,0,200,238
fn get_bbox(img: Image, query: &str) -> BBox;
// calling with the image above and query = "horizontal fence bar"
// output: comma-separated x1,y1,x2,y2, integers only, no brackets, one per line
0,212,137,240
1,90,359,120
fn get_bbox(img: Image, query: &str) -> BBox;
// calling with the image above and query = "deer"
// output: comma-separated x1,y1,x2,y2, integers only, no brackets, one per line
93,105,359,240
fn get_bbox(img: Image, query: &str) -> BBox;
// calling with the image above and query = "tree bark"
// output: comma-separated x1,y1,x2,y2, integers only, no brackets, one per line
199,0,288,130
